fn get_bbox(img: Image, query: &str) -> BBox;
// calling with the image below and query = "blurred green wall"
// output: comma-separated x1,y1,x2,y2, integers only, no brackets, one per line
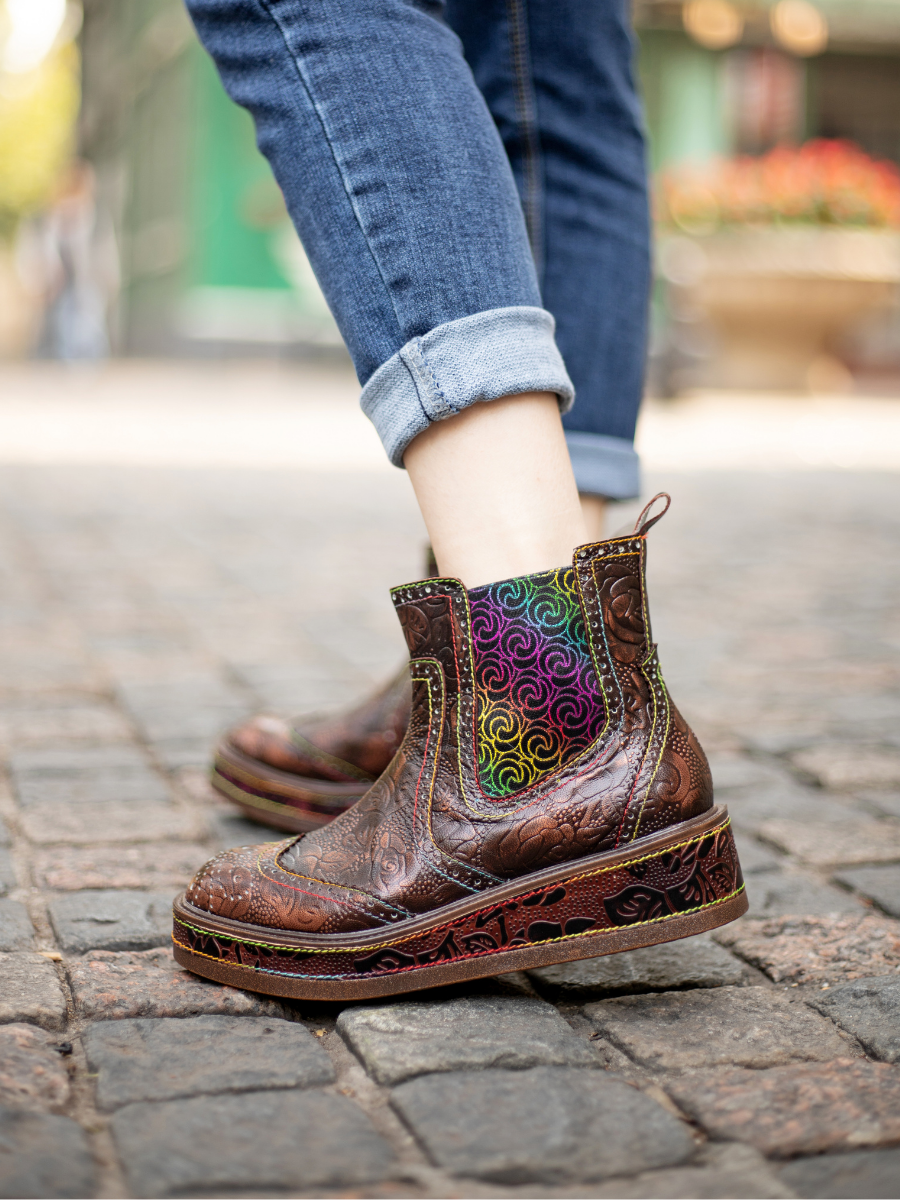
188,46,289,292
639,31,730,169
80,0,336,354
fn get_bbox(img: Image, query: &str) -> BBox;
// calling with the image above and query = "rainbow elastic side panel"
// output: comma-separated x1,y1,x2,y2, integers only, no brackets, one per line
468,567,605,798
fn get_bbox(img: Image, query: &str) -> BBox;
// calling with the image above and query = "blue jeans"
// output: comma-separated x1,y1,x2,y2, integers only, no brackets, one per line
185,0,650,498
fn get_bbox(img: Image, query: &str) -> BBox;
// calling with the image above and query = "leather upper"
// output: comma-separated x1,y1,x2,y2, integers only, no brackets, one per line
187,532,713,935
227,667,410,784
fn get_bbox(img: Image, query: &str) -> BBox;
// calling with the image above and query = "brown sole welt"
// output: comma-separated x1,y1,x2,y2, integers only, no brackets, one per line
172,805,747,1001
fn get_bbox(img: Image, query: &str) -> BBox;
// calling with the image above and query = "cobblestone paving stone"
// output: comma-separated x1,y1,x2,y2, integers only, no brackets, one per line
527,934,750,999
0,954,68,1030
715,913,900,984
32,841,210,891
337,995,596,1084
665,1059,900,1157
834,864,900,917
806,976,900,1062
391,1066,695,1184
46,889,176,954
83,1015,335,1109
66,948,292,1021
0,898,35,950
0,846,17,896
745,869,866,916
111,1090,395,1197
778,1146,900,1198
584,986,856,1071
0,1024,71,1111
0,1107,96,1198
0,365,898,1197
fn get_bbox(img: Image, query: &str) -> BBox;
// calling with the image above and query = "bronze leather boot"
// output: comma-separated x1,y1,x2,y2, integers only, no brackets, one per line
210,552,438,832
174,499,747,1000
211,668,410,833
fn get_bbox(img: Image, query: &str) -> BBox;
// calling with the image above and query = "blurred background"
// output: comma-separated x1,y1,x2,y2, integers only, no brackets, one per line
2,0,900,396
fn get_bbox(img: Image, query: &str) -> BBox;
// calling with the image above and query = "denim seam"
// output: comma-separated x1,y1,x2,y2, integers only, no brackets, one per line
505,0,543,280
397,351,432,432
403,339,456,422
257,0,406,341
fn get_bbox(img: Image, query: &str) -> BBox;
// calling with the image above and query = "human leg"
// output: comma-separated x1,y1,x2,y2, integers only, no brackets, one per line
189,0,585,827
185,0,573,455
445,0,652,505
403,392,586,587
202,0,650,833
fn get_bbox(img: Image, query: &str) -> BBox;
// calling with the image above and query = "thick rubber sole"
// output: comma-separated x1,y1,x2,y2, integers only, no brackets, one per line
210,739,365,834
173,806,746,1001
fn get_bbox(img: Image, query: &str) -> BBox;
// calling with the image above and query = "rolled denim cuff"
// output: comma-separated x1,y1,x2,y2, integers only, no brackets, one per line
361,306,575,467
565,431,641,501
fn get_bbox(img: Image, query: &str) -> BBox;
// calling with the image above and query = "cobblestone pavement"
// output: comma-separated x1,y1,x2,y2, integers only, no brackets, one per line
0,364,899,1198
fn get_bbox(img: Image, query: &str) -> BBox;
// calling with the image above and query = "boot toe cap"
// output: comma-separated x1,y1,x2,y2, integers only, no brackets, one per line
182,841,394,935
185,846,260,922
227,715,306,772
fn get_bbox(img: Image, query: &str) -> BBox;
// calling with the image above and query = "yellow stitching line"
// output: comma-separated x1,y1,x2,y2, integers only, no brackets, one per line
638,539,651,642
413,664,447,855
256,836,407,915
213,773,295,814
176,819,735,955
631,651,671,843
454,583,489,818
390,581,484,820
556,546,647,778
214,755,361,800
257,664,465,910
624,651,659,844
287,730,373,783
255,849,397,911
414,662,497,886
391,581,500,821
578,559,611,744
172,882,745,970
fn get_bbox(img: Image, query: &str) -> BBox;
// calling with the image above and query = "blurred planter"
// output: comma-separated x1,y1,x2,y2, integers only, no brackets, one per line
659,229,900,390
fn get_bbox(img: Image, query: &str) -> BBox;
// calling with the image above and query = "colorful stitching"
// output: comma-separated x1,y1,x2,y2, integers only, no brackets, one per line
397,543,653,830
177,820,733,956
631,658,672,842
172,882,745,979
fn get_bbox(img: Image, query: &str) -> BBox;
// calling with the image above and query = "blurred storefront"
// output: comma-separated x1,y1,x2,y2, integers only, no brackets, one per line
0,0,82,356
637,1,900,168
76,0,339,358
637,1,900,391
3,0,900,379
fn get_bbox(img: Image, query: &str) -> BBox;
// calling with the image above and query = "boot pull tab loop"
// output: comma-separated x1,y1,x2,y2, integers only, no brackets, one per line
632,492,671,537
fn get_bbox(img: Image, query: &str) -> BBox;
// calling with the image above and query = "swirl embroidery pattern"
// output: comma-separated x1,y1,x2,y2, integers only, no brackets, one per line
469,567,605,798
